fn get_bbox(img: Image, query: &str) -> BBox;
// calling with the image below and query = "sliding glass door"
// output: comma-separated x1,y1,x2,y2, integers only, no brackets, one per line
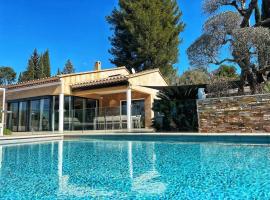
40,98,50,131
63,96,98,131
30,100,40,131
8,102,19,132
121,99,145,127
18,101,28,132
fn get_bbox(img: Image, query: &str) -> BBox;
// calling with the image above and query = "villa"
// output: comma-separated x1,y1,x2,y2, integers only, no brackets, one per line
2,62,167,134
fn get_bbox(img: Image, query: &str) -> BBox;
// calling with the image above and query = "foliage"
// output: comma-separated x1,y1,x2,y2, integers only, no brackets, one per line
17,73,23,83
107,0,185,84
62,59,75,74
0,66,16,85
4,128,12,135
178,68,210,85
57,68,61,75
187,0,270,94
42,50,51,77
20,49,51,82
207,76,240,97
262,81,270,93
213,65,239,78
152,87,198,132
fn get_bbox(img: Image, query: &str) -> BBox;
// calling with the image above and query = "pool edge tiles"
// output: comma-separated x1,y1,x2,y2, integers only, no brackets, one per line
64,133,270,144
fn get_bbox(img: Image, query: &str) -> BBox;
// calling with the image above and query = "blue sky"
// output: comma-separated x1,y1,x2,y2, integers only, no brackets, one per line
0,0,206,76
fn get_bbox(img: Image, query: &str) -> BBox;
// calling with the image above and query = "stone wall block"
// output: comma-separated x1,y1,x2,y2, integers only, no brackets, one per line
198,94,270,133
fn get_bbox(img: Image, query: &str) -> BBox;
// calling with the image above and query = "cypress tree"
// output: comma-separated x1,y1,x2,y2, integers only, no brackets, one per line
31,49,41,79
39,53,46,78
107,0,185,83
19,48,52,82
18,72,23,83
42,49,51,77
57,68,62,75
22,59,35,81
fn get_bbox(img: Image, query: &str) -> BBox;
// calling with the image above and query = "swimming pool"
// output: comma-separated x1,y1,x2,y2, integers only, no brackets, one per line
0,138,269,199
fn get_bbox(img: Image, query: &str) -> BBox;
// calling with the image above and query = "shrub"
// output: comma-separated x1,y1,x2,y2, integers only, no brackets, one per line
4,128,12,135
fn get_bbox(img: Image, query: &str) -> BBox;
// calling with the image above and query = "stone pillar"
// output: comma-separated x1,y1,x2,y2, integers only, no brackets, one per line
126,88,132,130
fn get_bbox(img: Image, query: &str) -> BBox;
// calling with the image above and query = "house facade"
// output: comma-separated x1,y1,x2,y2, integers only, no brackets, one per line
2,63,167,133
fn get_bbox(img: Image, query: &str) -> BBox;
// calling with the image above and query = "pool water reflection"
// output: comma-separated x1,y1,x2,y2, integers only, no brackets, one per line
0,140,269,199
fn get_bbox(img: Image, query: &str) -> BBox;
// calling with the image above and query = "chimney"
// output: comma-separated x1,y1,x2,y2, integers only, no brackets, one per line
95,61,101,71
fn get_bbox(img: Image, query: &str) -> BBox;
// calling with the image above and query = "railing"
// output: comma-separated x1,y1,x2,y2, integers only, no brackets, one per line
64,106,145,131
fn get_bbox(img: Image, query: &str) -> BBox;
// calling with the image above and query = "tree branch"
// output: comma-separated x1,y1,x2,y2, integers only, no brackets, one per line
229,1,246,16
255,18,270,27
241,0,258,27
211,58,236,65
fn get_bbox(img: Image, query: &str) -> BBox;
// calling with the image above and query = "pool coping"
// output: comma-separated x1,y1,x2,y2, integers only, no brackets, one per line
0,132,270,145
0,134,64,145
64,132,270,144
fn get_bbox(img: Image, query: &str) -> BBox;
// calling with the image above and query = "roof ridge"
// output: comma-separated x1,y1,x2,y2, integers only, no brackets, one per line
128,68,159,77
6,76,59,87
59,66,129,77
71,74,127,86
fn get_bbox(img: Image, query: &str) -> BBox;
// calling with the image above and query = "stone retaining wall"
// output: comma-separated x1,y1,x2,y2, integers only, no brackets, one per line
197,94,270,133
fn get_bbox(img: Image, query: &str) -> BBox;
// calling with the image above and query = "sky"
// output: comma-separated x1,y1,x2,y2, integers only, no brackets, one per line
0,0,207,76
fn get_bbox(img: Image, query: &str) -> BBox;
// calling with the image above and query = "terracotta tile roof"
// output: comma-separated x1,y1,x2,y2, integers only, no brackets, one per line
4,76,60,90
71,75,128,89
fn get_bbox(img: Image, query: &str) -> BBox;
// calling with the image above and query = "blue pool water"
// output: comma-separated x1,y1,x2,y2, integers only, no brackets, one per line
0,139,269,199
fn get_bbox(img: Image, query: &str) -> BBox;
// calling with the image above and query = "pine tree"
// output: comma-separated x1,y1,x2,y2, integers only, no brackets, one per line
107,0,185,83
18,72,23,83
57,68,61,75
62,59,75,74
42,49,51,77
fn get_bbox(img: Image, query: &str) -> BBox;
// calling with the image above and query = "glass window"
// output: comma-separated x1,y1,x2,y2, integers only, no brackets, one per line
8,102,19,132
30,100,40,132
84,99,98,130
64,96,73,131
73,97,84,130
40,98,50,131
53,96,59,131
18,101,28,132
121,99,145,127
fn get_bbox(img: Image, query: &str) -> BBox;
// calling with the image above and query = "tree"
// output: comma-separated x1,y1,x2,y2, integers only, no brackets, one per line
21,59,35,82
31,48,41,79
19,49,52,82
187,0,270,94
39,53,46,78
62,59,75,74
213,65,239,78
107,0,185,83
178,68,210,85
152,87,199,132
18,73,23,83
42,50,51,77
0,66,16,85
57,68,61,75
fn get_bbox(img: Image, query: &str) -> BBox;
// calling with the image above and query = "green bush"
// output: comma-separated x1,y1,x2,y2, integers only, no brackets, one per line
152,87,199,132
4,128,12,135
